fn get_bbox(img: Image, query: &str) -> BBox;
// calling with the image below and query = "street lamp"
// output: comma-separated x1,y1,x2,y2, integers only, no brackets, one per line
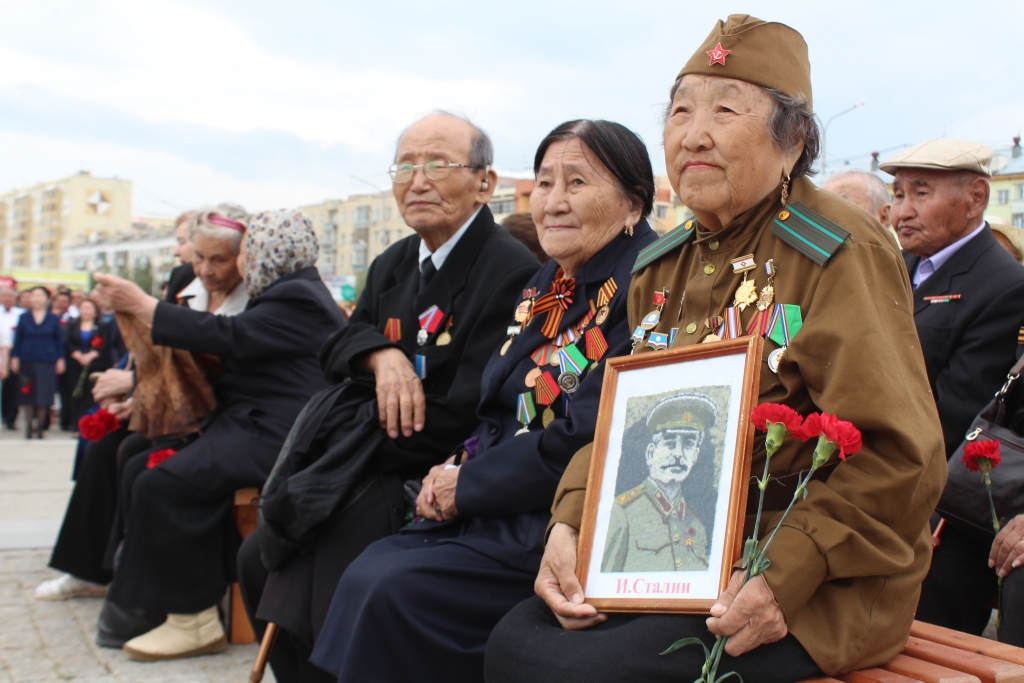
822,99,869,177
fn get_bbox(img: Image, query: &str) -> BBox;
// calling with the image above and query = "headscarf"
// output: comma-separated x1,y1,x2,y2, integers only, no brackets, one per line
244,209,319,298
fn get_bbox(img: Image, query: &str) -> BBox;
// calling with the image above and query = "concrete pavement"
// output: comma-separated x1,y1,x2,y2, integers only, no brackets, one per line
0,424,271,682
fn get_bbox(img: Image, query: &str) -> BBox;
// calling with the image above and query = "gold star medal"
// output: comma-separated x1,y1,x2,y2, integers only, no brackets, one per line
730,254,758,311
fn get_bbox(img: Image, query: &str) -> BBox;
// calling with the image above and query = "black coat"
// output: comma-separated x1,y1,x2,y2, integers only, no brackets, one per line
317,205,540,477
165,262,195,303
905,224,1024,456
150,266,346,491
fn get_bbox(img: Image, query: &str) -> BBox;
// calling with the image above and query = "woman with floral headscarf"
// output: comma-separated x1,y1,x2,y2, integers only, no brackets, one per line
91,209,346,661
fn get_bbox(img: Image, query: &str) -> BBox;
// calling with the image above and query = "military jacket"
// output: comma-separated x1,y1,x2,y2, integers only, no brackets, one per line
601,478,709,573
550,177,947,676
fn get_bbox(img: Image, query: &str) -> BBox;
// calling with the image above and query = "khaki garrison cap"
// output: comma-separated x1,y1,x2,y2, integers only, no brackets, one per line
679,14,813,112
879,139,993,178
646,394,718,435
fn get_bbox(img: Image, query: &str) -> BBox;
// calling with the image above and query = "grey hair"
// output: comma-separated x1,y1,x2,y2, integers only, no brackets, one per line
189,202,250,253
664,78,821,178
394,110,494,169
823,171,891,213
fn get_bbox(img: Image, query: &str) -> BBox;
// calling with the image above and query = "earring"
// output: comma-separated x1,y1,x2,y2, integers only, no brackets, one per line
623,223,634,237
781,174,791,208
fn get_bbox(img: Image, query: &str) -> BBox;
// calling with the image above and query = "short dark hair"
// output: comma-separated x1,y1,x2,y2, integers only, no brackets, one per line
533,120,655,217
665,78,821,179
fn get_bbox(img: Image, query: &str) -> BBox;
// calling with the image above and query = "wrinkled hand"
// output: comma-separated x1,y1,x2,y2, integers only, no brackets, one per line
92,369,133,403
365,347,425,439
92,272,157,323
991,514,1024,577
536,522,606,630
55,358,65,375
707,570,787,657
417,457,459,521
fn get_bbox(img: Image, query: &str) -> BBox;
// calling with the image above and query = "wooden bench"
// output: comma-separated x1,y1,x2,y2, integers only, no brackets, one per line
229,487,260,645
803,620,1024,683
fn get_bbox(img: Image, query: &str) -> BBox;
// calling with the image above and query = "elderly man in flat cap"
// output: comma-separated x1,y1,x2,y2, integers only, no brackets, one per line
880,140,1024,638
602,394,715,573
486,15,945,683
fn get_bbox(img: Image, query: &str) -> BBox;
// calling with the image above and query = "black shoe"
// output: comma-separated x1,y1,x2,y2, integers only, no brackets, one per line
95,597,166,648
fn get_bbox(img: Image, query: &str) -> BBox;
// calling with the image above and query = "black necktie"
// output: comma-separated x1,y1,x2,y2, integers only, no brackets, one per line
419,257,437,294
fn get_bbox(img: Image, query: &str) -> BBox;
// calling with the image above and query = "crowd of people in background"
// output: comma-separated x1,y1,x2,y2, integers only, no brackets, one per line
9,13,1024,683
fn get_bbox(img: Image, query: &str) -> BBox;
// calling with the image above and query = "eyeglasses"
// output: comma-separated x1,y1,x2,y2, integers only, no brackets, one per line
388,158,482,184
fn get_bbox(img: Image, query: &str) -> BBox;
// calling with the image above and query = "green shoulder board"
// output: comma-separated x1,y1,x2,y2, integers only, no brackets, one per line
615,482,647,506
632,222,696,273
771,202,851,266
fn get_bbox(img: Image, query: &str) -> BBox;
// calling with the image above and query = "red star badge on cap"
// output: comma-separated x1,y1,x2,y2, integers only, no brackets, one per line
707,42,730,66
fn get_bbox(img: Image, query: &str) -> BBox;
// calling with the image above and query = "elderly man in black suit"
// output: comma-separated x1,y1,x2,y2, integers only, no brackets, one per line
880,140,1024,635
236,112,539,683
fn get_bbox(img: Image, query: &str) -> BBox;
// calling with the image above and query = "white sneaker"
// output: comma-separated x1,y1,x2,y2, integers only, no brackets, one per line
122,606,227,661
34,574,108,601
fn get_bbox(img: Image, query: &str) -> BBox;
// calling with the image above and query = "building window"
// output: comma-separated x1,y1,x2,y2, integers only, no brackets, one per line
656,205,668,219
339,233,346,245
384,207,392,221
997,189,1010,205
489,199,515,215
355,206,370,226
340,212,346,223
1016,185,1024,201
1014,214,1024,229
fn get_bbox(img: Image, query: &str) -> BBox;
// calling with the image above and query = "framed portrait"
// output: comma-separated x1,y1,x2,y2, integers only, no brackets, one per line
576,336,763,613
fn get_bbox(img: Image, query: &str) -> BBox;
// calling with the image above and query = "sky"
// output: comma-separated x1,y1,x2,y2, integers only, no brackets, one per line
1,0,1022,216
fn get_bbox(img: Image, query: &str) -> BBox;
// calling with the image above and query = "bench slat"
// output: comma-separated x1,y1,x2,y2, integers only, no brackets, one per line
841,668,925,682
912,622,1024,668
884,654,981,683
903,636,1024,683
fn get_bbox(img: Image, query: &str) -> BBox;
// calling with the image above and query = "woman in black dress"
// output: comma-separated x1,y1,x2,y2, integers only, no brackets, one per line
10,287,65,438
92,208,346,662
63,298,114,427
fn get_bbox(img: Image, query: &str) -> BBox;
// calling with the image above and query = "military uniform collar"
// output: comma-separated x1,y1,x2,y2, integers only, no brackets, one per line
691,179,788,253
646,478,687,520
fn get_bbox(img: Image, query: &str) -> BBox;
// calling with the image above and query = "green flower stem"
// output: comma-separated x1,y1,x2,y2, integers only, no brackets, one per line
983,470,1002,635
72,364,89,399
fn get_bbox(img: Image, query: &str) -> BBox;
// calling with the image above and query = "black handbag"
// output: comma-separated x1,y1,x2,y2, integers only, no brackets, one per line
937,355,1024,534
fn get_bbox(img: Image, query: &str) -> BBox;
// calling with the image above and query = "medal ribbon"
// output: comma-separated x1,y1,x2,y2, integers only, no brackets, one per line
558,345,589,375
414,355,427,379
531,342,555,366
531,270,576,339
534,372,561,405
383,318,401,342
715,307,740,339
516,392,537,426
584,327,609,361
418,305,444,334
597,278,618,306
744,306,772,337
768,304,803,348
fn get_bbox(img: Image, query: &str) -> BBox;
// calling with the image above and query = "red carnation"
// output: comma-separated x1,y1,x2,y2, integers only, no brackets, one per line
962,440,1002,473
77,408,121,442
20,382,32,395
750,403,803,433
147,448,177,469
90,336,104,350
794,412,862,461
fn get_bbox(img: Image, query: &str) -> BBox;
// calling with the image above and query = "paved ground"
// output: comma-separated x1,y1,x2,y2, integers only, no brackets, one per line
0,421,271,682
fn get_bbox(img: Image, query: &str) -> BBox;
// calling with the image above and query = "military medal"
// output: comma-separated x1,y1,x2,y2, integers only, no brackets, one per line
583,327,609,361
535,371,561,407
766,303,803,374
556,345,588,394
924,294,962,304
646,332,669,351
417,305,444,346
704,307,738,343
593,278,617,326
630,325,646,354
436,318,453,346
531,271,575,338
383,318,401,343
640,289,668,330
745,260,777,336
542,407,556,428
595,306,609,326
731,254,758,312
500,324,519,356
525,367,543,388
515,392,537,435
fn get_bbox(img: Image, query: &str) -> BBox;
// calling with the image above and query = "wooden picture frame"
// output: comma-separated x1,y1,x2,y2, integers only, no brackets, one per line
576,336,763,613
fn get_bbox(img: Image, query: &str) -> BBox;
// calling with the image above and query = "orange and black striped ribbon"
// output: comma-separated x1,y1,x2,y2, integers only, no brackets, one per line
531,270,576,339
597,277,618,306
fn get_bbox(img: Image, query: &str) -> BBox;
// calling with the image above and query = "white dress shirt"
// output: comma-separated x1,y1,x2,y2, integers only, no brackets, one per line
178,279,250,316
0,305,25,348
912,221,987,289
417,206,481,271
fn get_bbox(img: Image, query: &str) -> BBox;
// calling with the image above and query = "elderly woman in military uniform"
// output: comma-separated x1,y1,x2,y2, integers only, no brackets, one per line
486,15,946,683
307,120,657,683
602,394,716,573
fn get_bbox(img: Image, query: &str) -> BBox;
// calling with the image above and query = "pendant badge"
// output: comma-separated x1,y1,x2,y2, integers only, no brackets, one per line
515,392,537,435
542,407,556,428
416,305,444,346
767,346,786,373
640,289,669,331
436,318,454,346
